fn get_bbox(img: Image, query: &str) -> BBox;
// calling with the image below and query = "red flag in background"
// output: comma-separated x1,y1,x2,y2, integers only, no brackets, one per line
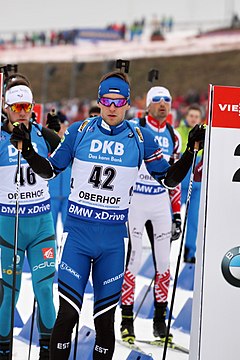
33,103,44,124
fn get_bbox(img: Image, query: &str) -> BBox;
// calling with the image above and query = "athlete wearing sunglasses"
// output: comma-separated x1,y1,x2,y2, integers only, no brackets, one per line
10,70,205,360
6,102,33,113
146,87,172,122
98,97,129,108
96,77,130,127
120,86,181,343
4,85,34,132
97,93,130,127
151,95,171,103
0,78,61,359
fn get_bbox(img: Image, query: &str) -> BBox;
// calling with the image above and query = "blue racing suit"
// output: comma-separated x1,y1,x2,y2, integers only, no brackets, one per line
0,120,57,346
16,116,195,359
47,117,171,360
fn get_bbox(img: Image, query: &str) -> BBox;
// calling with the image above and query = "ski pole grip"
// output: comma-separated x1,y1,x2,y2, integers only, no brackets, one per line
17,140,22,151
194,142,199,151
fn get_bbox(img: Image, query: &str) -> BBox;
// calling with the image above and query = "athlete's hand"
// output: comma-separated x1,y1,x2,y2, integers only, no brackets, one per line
171,213,182,241
187,124,205,152
10,122,33,158
46,109,61,133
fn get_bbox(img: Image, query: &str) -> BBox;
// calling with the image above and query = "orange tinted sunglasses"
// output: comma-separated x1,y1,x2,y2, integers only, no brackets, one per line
7,103,33,113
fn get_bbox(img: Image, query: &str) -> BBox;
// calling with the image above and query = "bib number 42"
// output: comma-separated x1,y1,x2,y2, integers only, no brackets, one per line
88,165,116,190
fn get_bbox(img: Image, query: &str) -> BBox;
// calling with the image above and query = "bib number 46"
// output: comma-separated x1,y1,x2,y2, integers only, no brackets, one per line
14,166,36,186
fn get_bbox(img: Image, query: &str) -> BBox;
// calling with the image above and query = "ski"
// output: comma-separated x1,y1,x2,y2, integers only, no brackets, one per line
116,339,146,354
136,339,189,354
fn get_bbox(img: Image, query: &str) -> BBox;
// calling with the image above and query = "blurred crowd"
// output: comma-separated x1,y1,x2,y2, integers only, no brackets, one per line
0,15,175,49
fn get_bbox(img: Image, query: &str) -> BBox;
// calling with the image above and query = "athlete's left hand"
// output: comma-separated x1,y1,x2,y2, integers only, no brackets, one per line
171,213,182,241
187,124,206,152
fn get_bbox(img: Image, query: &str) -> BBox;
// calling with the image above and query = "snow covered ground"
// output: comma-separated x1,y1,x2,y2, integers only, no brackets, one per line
13,220,193,360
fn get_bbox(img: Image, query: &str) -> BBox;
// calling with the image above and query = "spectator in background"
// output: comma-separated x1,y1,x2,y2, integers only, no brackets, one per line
88,105,101,117
175,104,203,263
166,16,174,32
160,15,167,33
231,13,240,29
71,100,89,123
151,15,160,34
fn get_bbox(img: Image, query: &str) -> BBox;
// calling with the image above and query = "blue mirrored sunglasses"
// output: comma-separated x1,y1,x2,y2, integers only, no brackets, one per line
99,97,128,108
151,95,171,103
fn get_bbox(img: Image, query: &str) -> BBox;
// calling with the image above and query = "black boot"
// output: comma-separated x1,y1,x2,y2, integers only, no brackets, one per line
39,339,50,360
120,305,135,343
153,302,168,338
0,343,10,360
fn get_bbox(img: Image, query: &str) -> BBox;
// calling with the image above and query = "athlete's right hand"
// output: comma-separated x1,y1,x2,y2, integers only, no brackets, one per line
10,123,33,158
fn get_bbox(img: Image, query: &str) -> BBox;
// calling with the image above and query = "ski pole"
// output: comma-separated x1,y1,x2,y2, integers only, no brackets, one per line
134,275,154,321
133,69,160,322
28,298,37,360
9,147,21,360
133,219,155,321
162,143,199,360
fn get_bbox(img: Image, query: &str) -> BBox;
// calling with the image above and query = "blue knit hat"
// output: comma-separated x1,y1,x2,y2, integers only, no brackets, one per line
98,76,130,103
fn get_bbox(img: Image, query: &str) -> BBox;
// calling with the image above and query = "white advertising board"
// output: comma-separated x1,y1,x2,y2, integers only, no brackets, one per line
190,85,240,359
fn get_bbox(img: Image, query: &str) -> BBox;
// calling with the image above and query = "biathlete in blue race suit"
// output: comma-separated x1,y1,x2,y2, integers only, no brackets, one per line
0,75,61,359
10,71,205,360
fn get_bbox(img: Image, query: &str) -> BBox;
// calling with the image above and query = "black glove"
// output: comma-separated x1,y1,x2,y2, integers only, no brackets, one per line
46,110,61,133
187,124,205,152
171,213,182,241
10,122,34,158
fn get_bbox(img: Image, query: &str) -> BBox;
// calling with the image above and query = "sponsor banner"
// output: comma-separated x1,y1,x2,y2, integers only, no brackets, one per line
0,199,51,216
211,85,240,128
68,201,128,223
134,182,166,195
77,28,121,41
190,85,240,359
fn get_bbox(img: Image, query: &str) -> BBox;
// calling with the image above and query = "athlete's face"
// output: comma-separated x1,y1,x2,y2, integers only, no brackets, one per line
186,109,202,128
5,102,33,132
147,98,171,123
98,93,130,126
